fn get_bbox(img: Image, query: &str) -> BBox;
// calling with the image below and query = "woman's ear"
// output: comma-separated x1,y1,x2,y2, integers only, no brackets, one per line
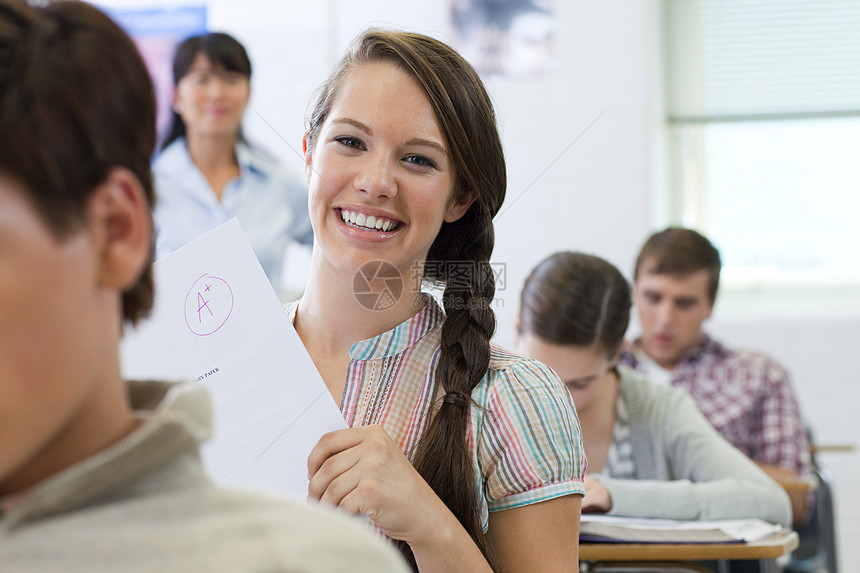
444,192,476,223
607,344,625,370
302,132,313,184
512,309,522,347
87,167,152,291
172,89,182,115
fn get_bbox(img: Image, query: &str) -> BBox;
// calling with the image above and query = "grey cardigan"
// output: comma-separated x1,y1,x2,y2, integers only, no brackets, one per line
592,366,792,526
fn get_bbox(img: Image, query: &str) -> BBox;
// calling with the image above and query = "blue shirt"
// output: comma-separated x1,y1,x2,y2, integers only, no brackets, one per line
152,138,313,294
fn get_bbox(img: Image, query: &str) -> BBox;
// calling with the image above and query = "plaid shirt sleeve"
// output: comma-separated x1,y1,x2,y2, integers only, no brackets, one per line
474,356,586,512
754,358,813,476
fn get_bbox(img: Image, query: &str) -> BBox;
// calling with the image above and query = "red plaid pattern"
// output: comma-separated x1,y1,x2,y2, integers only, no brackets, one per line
621,336,812,476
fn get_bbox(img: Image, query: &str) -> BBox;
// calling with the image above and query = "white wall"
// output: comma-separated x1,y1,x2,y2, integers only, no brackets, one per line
100,0,859,567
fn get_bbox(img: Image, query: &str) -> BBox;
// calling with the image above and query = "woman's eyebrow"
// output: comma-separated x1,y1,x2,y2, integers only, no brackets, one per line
330,117,372,135
404,137,448,156
565,374,598,386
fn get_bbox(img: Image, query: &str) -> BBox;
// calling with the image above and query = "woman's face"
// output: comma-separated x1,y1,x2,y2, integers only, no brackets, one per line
173,52,249,141
515,332,611,411
304,61,472,280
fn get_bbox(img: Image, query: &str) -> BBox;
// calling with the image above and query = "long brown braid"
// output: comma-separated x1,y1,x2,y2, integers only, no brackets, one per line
306,29,506,571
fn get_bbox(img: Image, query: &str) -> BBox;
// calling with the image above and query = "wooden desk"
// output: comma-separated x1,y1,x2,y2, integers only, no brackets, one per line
776,475,818,493
580,530,798,573
811,442,856,454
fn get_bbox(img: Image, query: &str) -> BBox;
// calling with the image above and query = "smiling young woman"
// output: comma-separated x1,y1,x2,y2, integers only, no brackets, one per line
291,30,586,573
304,60,464,288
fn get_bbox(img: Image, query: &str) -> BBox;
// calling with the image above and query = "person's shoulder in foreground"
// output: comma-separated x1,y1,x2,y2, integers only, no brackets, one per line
0,1,405,571
0,380,406,572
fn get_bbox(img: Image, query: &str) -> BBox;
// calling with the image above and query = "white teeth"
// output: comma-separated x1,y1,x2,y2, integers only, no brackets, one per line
340,209,397,232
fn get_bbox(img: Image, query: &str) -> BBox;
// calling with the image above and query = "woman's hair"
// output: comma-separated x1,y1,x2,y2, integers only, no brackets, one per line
519,252,631,359
161,31,251,150
306,29,506,570
0,0,156,325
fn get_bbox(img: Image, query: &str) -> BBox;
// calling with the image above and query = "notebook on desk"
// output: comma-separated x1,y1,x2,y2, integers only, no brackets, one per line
580,515,785,544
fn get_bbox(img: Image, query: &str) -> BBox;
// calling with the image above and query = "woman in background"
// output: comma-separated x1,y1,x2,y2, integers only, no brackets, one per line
153,32,312,297
293,29,586,572
515,251,791,526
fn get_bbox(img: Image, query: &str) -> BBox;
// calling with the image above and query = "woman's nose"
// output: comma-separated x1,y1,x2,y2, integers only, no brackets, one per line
206,77,227,98
354,153,397,199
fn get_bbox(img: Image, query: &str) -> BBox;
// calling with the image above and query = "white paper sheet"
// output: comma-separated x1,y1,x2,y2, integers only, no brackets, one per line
120,218,346,499
580,515,785,543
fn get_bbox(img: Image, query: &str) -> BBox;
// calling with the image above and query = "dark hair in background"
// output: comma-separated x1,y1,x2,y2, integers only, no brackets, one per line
634,227,722,303
160,31,252,150
306,29,506,571
519,252,631,360
0,0,156,324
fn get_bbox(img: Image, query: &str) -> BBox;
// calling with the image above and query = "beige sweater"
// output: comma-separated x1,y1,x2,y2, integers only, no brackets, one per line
0,380,408,573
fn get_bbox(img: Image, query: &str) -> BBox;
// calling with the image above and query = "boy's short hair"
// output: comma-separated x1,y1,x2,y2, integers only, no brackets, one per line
0,0,157,323
634,227,722,303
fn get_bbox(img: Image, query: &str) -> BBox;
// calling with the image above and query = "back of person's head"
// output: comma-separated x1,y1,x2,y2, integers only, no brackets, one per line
634,227,722,303
161,31,252,150
307,28,506,570
519,252,631,359
0,0,156,324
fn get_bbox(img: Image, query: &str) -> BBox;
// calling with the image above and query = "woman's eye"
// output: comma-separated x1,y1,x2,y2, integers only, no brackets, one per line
335,136,365,150
405,154,436,169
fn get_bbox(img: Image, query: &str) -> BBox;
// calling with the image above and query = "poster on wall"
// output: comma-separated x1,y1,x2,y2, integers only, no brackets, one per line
451,0,555,78
102,5,208,144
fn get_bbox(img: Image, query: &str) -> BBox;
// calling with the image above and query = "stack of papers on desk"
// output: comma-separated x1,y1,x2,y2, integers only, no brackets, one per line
580,515,785,544
120,219,347,500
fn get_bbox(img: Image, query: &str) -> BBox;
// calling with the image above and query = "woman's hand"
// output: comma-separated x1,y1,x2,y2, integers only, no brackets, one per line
307,425,451,544
582,475,613,513
309,425,496,572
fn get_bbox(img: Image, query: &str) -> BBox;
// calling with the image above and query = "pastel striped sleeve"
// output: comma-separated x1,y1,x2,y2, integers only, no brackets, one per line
475,356,586,512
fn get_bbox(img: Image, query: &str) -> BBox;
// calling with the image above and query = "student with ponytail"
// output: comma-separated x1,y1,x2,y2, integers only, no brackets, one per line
291,29,585,572
515,252,791,527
